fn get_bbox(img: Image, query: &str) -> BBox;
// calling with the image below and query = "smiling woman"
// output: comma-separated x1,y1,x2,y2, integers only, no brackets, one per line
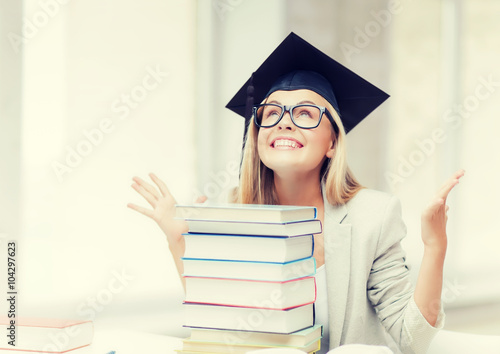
242,88,350,206
129,32,465,354
228,33,464,353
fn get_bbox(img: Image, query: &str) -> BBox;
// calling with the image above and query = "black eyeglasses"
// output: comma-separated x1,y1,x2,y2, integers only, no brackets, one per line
253,103,338,132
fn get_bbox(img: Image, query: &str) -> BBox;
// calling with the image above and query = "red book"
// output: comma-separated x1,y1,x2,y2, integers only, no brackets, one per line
184,303,314,334
184,276,316,310
0,318,93,353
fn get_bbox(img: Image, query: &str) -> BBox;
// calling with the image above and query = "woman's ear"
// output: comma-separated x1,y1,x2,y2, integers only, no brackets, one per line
326,140,335,158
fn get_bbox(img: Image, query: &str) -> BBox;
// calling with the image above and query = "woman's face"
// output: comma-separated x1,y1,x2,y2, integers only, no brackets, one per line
257,89,336,178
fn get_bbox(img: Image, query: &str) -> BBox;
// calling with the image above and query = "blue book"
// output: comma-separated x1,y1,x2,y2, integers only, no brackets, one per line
182,257,316,281
175,203,317,223
184,219,322,237
188,324,322,348
183,303,314,334
183,233,314,263
184,276,316,310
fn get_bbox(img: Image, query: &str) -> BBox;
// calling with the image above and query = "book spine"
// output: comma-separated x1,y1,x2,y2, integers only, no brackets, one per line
184,275,315,284
183,300,316,311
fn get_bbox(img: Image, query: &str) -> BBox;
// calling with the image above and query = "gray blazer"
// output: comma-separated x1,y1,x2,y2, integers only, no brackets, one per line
322,187,443,354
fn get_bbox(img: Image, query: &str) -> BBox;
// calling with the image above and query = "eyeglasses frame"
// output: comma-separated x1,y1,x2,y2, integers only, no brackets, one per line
253,103,339,133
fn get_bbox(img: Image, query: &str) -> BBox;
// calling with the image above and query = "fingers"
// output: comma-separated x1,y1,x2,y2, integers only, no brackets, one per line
423,197,444,217
439,180,459,203
127,202,154,219
437,169,465,201
195,195,207,203
131,182,157,208
453,169,466,179
133,176,160,200
422,170,462,227
149,172,171,198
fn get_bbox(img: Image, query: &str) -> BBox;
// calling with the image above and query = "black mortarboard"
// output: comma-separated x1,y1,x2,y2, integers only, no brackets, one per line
226,32,389,136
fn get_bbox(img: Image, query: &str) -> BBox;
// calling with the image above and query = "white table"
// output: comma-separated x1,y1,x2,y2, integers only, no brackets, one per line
3,326,499,354
80,328,184,354
0,327,184,354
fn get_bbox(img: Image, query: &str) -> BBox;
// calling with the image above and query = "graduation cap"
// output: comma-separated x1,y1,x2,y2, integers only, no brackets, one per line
226,32,389,137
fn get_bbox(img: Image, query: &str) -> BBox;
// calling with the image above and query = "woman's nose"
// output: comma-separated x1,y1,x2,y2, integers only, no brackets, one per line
277,111,295,130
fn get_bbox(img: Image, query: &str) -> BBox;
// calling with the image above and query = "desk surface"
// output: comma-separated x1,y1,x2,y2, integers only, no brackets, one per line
0,327,184,354
82,328,184,354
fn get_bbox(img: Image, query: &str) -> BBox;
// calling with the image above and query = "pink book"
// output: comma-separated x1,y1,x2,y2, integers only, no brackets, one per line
0,318,93,353
184,303,315,334
184,276,316,310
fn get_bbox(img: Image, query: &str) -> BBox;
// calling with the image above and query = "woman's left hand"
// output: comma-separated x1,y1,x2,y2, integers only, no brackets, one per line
421,169,465,250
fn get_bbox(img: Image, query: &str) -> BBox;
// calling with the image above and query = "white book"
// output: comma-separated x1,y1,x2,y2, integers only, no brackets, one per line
185,219,322,237
184,276,316,310
184,303,314,334
183,234,313,263
181,336,321,353
188,324,323,347
182,257,316,281
0,318,93,353
176,203,317,223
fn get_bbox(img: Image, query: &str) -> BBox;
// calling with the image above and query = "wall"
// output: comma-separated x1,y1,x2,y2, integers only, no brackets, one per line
17,1,197,327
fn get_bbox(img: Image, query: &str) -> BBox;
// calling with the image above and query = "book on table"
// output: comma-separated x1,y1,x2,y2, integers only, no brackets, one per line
180,334,321,354
176,350,318,354
175,203,317,223
182,257,316,281
184,218,322,237
183,233,314,263
0,317,93,353
188,324,322,348
184,276,316,309
183,303,314,334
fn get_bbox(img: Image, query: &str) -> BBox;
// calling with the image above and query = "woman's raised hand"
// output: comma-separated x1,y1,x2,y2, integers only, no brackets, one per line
421,169,465,250
127,173,206,245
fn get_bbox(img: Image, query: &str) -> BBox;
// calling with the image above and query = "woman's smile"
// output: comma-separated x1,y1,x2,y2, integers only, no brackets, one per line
271,136,304,149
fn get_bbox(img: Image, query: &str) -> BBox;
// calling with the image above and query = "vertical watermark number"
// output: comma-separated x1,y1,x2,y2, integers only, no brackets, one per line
6,241,17,346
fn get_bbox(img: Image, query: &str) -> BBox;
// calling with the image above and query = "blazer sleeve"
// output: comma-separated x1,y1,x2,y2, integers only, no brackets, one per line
366,195,445,354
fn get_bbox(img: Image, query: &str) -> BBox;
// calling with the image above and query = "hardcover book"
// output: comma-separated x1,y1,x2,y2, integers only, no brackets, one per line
0,318,93,353
188,324,322,347
176,203,317,223
183,233,313,263
184,276,316,310
181,336,321,353
183,303,314,334
185,219,322,237
182,257,316,281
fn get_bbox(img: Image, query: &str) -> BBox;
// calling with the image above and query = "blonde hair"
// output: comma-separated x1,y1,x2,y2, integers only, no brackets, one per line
233,100,364,206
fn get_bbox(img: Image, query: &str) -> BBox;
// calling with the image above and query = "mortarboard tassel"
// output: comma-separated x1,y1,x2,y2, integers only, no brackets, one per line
242,72,255,146
240,73,255,177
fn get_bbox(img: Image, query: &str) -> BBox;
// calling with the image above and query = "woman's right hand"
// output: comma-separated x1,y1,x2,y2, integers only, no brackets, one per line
127,173,206,245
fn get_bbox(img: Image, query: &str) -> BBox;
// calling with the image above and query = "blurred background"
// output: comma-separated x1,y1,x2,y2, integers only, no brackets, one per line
1,0,499,339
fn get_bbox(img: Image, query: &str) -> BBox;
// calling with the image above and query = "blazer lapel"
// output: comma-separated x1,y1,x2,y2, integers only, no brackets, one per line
322,188,351,348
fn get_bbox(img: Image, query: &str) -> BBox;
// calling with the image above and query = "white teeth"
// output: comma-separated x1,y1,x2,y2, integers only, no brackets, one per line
274,139,300,148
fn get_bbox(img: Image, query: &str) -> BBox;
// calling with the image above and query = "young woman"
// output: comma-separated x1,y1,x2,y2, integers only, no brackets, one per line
128,33,464,354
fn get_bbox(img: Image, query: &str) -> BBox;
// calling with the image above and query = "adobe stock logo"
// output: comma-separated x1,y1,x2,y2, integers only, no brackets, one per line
38,269,134,353
385,75,500,189
340,0,409,63
212,0,244,21
8,0,72,54
51,65,169,183
76,269,134,321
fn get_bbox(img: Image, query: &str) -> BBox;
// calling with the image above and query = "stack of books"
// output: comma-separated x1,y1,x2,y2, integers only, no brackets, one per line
175,203,323,353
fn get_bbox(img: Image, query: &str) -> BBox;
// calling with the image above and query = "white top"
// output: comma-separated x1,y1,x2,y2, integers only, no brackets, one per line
315,264,330,353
